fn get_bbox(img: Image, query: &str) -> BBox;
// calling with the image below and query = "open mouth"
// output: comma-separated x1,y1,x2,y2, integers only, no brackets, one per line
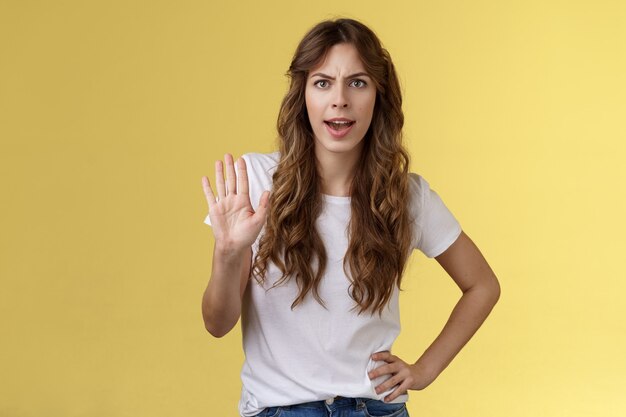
324,120,355,131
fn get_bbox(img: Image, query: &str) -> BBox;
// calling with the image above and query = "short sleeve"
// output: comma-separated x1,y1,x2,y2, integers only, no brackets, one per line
409,173,462,258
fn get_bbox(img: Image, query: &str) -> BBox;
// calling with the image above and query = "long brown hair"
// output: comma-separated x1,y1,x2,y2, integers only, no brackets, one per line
252,18,412,316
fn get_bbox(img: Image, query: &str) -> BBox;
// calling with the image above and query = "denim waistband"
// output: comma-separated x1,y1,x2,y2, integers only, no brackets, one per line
281,396,370,410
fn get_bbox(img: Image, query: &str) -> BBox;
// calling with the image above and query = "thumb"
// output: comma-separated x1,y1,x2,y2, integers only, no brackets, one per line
254,190,271,219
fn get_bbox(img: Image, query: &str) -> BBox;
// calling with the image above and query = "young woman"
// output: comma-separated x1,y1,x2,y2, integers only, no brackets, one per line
201,18,500,417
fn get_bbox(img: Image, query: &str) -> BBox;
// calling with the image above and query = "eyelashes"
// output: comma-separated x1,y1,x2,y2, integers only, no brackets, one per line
313,79,368,89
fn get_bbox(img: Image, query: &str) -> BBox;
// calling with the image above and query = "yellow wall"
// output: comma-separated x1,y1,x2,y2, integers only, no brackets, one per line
1,0,624,416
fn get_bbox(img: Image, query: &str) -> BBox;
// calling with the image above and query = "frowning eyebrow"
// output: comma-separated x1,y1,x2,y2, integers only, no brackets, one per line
310,72,370,79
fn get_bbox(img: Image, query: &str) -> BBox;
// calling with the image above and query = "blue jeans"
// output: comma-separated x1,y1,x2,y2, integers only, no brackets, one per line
252,396,409,417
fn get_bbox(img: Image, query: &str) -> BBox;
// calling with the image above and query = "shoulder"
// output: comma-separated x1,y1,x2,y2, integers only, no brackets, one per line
238,151,280,195
407,171,455,217
241,151,280,176
408,172,426,190
407,172,429,211
242,151,280,166
407,172,462,258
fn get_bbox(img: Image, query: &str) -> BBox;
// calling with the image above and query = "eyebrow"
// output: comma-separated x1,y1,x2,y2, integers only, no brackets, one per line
310,72,370,80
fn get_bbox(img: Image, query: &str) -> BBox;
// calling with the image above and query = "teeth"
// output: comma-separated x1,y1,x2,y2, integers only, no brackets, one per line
326,121,353,130
327,121,352,130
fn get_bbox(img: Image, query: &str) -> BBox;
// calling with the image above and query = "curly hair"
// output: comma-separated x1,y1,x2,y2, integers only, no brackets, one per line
252,18,412,316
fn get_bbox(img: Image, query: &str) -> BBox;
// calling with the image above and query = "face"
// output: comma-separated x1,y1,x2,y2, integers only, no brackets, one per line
305,43,376,163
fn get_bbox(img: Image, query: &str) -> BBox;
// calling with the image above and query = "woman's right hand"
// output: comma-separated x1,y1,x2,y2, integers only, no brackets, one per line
201,154,270,251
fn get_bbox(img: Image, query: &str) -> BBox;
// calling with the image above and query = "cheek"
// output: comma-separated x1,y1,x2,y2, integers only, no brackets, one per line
366,102,375,117
361,97,376,121
304,92,319,119
356,92,375,113
367,94,376,115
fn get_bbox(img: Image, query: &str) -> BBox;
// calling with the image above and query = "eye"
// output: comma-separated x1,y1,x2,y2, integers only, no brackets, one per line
350,79,367,88
314,80,329,88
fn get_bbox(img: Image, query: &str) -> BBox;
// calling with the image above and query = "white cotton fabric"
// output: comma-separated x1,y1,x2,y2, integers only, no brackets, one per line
203,151,462,417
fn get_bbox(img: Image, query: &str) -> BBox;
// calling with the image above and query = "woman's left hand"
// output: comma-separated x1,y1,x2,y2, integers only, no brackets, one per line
368,351,438,402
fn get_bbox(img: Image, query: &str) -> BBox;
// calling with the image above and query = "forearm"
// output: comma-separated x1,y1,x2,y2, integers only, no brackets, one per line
202,243,248,337
415,282,500,379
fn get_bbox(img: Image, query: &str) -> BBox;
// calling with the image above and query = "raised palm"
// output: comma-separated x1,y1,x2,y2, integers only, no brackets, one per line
202,154,269,250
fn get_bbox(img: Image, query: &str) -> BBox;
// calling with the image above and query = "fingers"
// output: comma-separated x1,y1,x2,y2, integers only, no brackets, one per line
214,154,238,199
384,380,410,402
252,190,270,223
368,361,400,380
201,176,217,209
224,153,237,195
215,160,226,199
237,157,249,195
375,372,404,396
256,190,270,212
369,359,410,402
368,352,414,402
371,351,393,362
209,154,260,205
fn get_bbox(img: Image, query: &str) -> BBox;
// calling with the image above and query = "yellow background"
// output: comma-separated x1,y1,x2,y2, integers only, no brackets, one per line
1,0,624,416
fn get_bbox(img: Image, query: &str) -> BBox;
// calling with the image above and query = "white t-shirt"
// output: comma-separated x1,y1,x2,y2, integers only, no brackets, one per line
204,151,462,417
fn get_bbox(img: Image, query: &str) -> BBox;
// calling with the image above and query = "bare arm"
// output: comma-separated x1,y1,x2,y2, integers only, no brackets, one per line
415,230,501,379
200,154,269,338
201,244,252,338
368,230,501,401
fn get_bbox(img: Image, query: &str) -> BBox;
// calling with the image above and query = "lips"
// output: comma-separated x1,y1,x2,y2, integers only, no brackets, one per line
324,118,355,131
324,118,355,138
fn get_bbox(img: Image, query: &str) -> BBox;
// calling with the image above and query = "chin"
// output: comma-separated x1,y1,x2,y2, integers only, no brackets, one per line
315,137,364,156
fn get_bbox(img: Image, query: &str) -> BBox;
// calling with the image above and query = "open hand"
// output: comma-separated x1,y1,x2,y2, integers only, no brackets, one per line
201,154,270,251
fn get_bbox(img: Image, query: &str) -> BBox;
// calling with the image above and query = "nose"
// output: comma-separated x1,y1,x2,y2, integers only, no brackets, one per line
332,84,349,108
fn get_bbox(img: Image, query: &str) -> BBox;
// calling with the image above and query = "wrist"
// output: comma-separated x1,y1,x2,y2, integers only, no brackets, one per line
213,241,249,260
411,359,441,388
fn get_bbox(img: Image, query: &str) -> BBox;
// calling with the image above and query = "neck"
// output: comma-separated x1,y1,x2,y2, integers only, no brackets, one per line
315,147,363,197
